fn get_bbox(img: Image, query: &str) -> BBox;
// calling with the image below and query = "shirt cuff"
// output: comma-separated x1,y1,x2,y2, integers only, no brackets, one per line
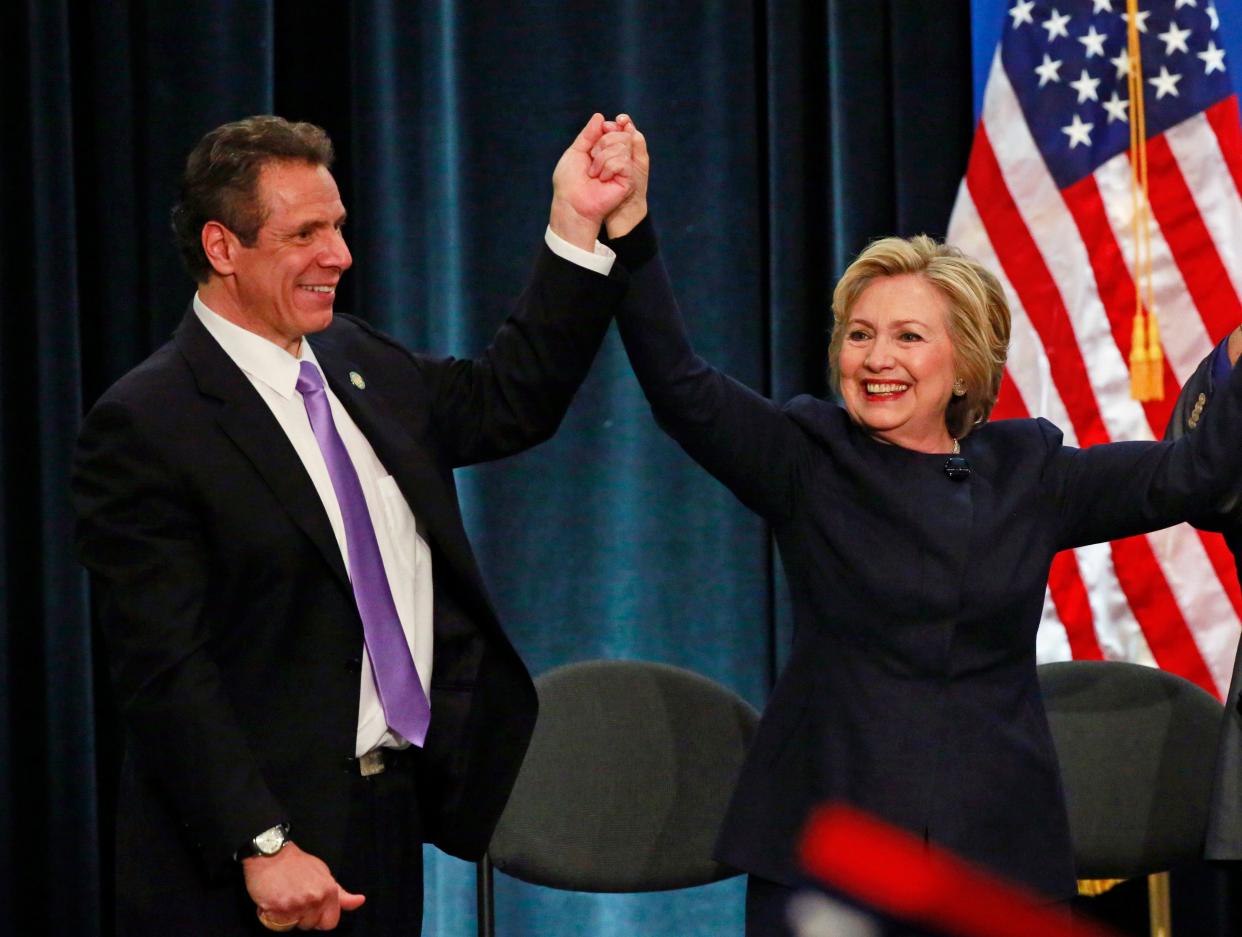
544,226,616,276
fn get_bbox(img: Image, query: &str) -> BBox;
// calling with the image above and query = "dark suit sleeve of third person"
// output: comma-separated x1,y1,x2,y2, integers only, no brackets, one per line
1163,346,1242,536
1164,343,1242,861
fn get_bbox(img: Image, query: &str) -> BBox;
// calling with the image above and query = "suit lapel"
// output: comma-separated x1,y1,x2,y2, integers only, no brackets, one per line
174,309,351,590
310,336,492,604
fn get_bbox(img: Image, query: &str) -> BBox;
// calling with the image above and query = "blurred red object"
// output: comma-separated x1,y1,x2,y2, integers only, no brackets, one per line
799,804,1119,937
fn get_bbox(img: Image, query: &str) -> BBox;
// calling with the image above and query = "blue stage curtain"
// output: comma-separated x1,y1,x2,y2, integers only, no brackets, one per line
2,2,972,934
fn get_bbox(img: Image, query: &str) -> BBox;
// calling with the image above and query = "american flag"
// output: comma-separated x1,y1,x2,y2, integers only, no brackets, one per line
947,0,1242,697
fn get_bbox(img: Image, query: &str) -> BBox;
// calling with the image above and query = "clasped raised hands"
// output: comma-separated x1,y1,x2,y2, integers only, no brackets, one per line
551,113,649,250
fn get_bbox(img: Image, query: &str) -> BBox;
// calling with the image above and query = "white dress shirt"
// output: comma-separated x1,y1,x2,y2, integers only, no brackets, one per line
195,228,613,756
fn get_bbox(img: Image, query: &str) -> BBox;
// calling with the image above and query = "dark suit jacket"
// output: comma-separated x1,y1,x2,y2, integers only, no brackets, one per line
1164,345,1242,861
609,218,1242,898
72,245,625,934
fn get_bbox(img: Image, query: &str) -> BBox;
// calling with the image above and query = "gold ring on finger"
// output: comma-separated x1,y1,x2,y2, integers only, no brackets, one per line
257,909,298,932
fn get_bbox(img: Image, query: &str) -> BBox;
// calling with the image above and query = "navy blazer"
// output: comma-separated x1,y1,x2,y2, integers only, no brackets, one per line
72,245,625,934
1164,344,1242,862
611,219,1242,898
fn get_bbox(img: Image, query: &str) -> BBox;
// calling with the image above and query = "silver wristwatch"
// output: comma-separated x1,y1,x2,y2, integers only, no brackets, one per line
238,823,291,860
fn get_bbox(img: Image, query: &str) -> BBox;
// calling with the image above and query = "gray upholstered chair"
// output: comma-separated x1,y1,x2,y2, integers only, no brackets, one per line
1038,659,1224,933
475,659,760,937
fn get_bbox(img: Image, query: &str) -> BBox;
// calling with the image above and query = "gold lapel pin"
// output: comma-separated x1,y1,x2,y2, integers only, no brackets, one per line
349,371,366,390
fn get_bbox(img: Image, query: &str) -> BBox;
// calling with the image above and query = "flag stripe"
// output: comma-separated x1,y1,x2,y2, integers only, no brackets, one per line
1205,96,1242,208
1050,550,1105,660
1147,525,1242,692
1059,173,1178,433
993,371,1026,422
948,186,1077,433
1144,134,1242,344
1199,529,1242,621
1074,540,1158,668
1165,112,1242,316
964,126,1107,446
1093,154,1216,386
1111,535,1217,692
983,59,1153,445
995,377,1105,661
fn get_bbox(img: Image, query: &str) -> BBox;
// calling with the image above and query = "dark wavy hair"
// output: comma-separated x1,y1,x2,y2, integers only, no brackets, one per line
171,115,335,282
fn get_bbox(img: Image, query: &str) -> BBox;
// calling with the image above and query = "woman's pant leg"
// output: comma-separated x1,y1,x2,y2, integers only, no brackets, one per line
745,875,798,937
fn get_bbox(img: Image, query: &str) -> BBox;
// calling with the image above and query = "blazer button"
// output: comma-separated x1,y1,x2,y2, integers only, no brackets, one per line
345,658,362,674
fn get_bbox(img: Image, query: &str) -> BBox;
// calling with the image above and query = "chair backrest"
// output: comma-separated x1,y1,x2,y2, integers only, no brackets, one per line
487,658,760,892
1038,659,1223,879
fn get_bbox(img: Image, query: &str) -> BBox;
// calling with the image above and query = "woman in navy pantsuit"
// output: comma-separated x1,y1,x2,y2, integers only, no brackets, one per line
592,121,1242,937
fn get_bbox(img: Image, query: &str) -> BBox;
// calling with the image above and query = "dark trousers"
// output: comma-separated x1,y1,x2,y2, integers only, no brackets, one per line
334,747,425,937
746,876,797,937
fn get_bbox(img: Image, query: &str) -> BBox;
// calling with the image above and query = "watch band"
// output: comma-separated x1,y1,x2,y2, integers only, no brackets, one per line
236,822,291,861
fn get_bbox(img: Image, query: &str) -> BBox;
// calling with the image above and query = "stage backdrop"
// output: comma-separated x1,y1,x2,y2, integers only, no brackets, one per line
4,1,989,934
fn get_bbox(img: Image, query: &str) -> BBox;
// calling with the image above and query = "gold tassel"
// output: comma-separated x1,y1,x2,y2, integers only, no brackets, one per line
1130,311,1150,400
1146,310,1164,400
1126,0,1163,402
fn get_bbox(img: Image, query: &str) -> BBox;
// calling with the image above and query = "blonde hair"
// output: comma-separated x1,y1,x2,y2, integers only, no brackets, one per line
828,235,1011,439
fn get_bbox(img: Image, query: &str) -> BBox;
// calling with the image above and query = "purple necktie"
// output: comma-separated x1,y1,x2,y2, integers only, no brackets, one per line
296,360,430,746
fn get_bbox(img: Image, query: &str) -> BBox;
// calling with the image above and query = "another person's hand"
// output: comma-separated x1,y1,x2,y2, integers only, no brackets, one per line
550,113,641,250
244,842,365,931
594,114,648,239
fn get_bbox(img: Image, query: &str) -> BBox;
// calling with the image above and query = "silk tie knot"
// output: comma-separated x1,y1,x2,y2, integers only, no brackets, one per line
297,360,325,396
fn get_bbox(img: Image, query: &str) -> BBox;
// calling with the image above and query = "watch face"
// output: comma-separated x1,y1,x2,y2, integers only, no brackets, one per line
254,825,288,856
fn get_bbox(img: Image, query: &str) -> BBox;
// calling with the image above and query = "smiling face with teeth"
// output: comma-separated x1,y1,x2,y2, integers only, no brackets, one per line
200,159,352,355
837,273,958,453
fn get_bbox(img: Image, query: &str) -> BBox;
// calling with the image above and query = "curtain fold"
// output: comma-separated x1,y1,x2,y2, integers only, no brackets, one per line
5,3,989,934
9,3,99,934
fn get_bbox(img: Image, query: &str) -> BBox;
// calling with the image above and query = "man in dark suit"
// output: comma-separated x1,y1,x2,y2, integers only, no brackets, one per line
1165,325,1242,863
71,113,642,935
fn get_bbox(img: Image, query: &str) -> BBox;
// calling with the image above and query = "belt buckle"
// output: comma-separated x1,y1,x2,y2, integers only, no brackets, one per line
358,750,386,777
